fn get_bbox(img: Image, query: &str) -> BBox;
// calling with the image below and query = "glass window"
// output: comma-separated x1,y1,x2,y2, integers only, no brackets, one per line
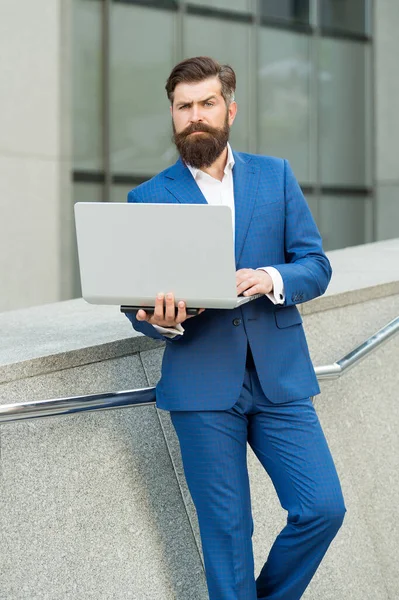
140,0,177,7
184,16,251,152
259,0,310,26
73,0,103,171
110,4,177,175
111,183,137,204
303,194,320,227
258,28,313,184
319,38,370,186
320,195,373,251
189,0,251,13
320,0,368,36
376,185,399,242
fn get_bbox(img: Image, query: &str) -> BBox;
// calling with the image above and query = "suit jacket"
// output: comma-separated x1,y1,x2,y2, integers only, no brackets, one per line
125,151,332,410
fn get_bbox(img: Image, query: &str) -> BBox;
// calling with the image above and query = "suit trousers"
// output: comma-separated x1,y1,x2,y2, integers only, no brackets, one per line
170,347,346,600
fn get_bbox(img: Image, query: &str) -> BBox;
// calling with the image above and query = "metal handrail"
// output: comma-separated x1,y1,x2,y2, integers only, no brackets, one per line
314,315,399,379
1,316,398,424
0,388,156,424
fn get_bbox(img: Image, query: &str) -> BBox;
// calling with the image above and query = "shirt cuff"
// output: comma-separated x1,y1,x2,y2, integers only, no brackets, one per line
257,266,285,305
152,323,185,338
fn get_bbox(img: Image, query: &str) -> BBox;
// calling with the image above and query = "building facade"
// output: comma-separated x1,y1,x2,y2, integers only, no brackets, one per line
0,0,398,312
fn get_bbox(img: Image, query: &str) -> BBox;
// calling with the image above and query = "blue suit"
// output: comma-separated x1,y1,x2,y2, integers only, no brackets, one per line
126,151,346,599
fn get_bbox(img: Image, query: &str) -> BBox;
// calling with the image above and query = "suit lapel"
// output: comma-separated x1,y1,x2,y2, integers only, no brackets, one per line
164,158,208,205
233,152,260,264
164,153,260,264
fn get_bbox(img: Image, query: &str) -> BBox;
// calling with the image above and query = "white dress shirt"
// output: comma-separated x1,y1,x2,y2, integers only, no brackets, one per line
153,143,285,337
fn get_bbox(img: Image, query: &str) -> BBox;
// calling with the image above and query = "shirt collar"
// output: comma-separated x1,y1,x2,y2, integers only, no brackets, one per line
187,142,235,180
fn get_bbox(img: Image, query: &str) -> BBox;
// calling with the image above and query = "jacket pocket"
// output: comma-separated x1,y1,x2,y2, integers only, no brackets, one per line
274,306,303,328
252,203,283,217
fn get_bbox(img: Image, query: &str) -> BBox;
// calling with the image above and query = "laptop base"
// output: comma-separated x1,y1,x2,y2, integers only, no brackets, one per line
120,305,201,317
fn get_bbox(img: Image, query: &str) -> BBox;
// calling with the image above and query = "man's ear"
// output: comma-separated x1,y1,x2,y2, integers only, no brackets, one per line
228,101,238,127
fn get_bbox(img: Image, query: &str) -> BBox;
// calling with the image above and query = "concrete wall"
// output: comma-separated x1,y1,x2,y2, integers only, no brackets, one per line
0,0,73,312
0,241,398,599
303,294,399,600
0,302,208,600
374,1,399,241
0,369,208,600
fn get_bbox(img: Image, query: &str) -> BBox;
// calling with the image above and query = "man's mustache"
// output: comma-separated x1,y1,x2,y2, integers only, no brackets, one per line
180,123,219,137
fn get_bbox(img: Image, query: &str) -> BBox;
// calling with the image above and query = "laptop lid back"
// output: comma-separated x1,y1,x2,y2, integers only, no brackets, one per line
74,202,238,309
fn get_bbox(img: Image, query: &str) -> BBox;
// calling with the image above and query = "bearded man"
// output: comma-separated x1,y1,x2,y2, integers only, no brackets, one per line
125,56,346,600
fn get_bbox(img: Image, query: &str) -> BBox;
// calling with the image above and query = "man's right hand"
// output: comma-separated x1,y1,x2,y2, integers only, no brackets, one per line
136,292,204,327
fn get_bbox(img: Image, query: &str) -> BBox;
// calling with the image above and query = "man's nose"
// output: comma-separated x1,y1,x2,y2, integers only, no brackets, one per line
189,106,204,123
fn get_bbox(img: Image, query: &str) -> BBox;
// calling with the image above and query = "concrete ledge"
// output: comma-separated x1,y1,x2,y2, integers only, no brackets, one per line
303,238,399,315
0,300,162,386
1,239,398,389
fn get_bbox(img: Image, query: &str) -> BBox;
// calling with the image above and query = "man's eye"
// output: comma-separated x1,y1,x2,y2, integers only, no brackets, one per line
179,105,189,110
205,102,214,107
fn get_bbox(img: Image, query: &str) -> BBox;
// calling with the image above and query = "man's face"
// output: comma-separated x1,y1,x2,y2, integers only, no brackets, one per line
171,77,237,168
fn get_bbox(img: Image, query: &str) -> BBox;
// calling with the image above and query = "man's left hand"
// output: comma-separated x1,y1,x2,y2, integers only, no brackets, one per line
236,269,273,297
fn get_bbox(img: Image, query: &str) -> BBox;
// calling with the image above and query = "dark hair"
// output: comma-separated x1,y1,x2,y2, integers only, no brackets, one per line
165,56,236,106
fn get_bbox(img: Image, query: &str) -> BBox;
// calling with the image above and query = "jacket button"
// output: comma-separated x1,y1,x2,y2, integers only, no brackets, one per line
233,318,241,326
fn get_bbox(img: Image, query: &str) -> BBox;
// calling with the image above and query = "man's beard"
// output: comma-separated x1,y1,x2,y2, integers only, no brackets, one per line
172,113,230,169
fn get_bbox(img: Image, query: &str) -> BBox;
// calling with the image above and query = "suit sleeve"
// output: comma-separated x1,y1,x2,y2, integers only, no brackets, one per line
124,189,183,343
271,160,332,306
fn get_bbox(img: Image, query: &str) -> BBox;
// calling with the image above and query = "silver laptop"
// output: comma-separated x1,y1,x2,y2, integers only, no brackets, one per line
74,202,262,311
